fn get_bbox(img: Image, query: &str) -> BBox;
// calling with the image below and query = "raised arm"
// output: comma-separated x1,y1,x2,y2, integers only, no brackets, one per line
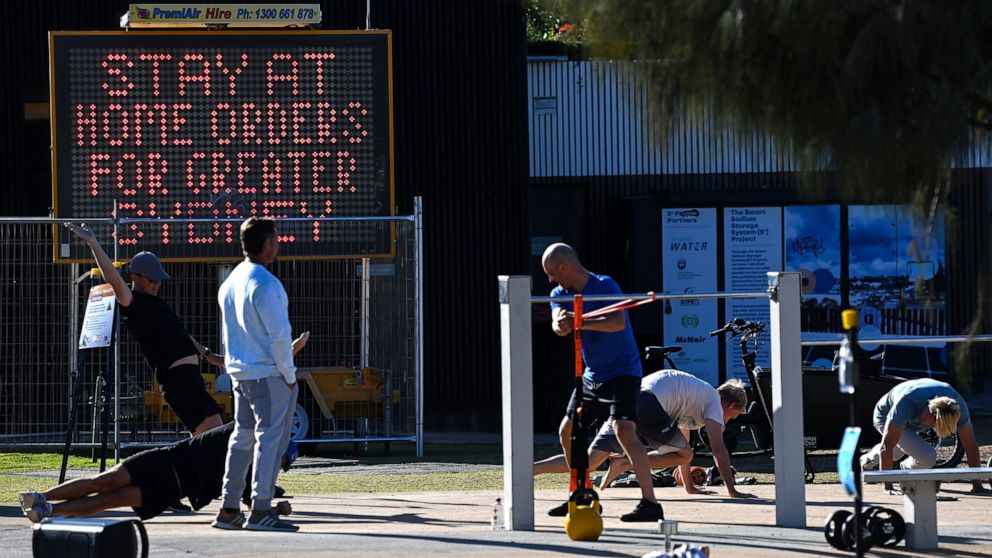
65,223,133,307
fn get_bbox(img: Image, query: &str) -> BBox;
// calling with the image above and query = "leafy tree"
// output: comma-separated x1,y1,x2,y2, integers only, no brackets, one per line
555,0,992,203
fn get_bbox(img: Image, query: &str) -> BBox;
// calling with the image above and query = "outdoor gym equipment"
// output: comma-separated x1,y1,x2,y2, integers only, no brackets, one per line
563,294,603,541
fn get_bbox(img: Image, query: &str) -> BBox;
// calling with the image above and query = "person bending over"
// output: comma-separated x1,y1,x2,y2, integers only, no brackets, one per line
861,378,985,493
19,422,296,523
535,370,756,499
541,242,661,522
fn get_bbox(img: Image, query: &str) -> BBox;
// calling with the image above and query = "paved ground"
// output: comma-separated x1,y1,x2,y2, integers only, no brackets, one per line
2,482,990,557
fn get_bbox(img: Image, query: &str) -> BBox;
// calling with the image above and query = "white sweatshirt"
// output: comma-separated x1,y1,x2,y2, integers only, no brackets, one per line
219,260,296,384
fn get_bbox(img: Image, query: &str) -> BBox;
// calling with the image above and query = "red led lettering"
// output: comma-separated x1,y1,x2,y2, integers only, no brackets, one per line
216,53,248,96
178,53,212,97
101,53,134,97
89,153,111,196
76,104,98,147
266,53,299,96
137,53,173,97
303,52,335,95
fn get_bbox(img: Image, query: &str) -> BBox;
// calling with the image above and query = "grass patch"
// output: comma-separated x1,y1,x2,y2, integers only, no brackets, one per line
279,471,571,494
0,453,99,474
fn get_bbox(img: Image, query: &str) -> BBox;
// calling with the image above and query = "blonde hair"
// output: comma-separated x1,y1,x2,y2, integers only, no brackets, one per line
717,378,748,410
928,396,961,438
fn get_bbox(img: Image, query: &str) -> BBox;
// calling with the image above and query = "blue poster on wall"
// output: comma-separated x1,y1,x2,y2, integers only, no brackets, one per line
662,208,720,385
848,205,947,376
723,207,782,381
784,205,842,306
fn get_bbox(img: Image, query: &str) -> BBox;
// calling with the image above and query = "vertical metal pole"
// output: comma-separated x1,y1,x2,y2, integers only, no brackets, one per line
768,271,805,527
499,275,534,531
112,210,121,461
361,256,371,369
414,197,424,458
69,263,79,421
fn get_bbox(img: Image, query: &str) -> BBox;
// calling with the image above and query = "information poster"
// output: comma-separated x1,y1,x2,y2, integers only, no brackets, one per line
662,208,719,385
848,205,947,375
723,207,782,381
79,283,116,349
785,205,842,367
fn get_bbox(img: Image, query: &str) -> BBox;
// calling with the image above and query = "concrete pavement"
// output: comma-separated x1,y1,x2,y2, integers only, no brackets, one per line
1,483,990,557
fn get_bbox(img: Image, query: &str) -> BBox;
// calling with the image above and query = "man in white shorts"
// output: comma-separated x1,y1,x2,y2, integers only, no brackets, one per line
535,370,756,499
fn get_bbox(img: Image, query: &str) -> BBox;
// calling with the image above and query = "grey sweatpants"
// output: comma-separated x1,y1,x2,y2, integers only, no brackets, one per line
862,419,938,470
221,376,298,511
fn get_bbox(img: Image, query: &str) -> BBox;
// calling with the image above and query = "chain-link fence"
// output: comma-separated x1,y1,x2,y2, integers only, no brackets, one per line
0,212,422,459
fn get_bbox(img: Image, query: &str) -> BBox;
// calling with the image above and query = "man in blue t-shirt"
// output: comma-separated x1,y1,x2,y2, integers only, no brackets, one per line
861,378,985,493
542,243,662,522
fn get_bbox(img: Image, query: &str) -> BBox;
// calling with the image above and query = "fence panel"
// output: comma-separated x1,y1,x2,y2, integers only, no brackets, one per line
0,216,420,458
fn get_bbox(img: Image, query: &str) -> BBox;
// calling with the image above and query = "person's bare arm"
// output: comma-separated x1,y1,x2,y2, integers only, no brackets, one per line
705,419,754,498
64,223,132,307
879,422,903,492
957,423,988,492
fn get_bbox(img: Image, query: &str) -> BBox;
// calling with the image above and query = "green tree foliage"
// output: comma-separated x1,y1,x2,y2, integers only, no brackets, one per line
555,0,992,202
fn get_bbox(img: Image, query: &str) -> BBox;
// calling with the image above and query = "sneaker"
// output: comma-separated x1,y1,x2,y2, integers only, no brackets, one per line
274,485,287,498
619,499,664,522
19,491,45,512
548,502,569,517
167,501,193,514
548,501,603,517
24,502,52,524
859,453,878,471
211,509,247,530
245,509,299,532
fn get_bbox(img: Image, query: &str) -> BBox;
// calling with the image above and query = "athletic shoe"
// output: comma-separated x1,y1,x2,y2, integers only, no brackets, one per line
24,502,52,523
619,499,664,522
167,501,194,514
19,491,45,512
548,501,603,517
244,509,299,532
548,502,569,517
860,452,878,471
211,509,247,530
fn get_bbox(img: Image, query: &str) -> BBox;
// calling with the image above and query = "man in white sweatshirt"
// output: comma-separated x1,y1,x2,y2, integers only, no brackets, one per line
212,217,299,532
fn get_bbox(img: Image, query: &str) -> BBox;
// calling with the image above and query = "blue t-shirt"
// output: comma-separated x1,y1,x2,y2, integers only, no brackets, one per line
550,273,642,382
874,378,970,431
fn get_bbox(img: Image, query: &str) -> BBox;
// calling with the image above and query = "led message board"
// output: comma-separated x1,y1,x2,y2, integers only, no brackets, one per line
50,31,393,261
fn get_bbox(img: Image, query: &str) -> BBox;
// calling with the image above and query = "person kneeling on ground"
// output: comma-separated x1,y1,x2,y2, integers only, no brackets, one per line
535,370,757,509
860,377,986,494
19,422,297,524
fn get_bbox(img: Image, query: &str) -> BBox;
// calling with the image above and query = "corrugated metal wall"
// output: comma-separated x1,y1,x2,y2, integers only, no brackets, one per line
0,1,531,431
528,60,797,177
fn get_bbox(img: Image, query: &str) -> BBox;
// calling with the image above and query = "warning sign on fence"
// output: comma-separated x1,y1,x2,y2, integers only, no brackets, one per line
79,283,116,349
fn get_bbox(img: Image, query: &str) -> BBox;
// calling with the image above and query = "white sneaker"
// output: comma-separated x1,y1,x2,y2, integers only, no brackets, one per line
24,502,52,523
19,491,45,512
244,509,298,532
860,452,878,471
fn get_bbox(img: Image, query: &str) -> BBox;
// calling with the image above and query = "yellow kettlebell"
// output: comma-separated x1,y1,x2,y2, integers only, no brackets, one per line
564,498,603,541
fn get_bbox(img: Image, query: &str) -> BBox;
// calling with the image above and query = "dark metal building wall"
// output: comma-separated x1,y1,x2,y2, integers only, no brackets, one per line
0,1,530,430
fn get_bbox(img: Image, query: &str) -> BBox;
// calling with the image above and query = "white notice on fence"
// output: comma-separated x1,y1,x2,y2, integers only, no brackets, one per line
662,208,719,385
79,283,116,349
723,207,782,381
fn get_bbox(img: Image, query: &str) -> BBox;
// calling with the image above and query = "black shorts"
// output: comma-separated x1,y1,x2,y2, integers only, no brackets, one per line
565,374,640,423
156,363,221,431
124,448,182,520
590,390,685,454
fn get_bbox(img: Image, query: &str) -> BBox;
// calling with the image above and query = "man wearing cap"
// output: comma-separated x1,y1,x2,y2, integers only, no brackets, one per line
66,223,226,436
66,223,227,437
18,422,298,523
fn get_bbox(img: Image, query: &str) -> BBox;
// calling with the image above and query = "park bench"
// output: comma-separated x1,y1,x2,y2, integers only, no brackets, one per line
863,467,992,550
